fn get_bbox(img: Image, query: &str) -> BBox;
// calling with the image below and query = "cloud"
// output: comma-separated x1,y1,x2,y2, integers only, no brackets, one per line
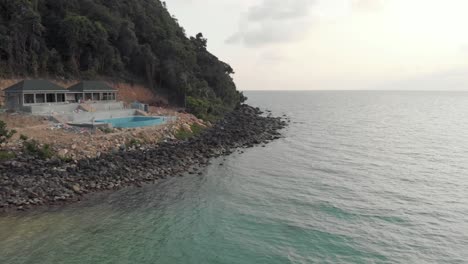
226,0,316,47
247,0,313,21
259,51,290,62
352,0,384,11
460,44,468,53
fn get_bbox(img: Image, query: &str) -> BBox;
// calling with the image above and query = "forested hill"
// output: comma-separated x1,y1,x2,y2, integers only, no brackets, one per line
0,0,246,119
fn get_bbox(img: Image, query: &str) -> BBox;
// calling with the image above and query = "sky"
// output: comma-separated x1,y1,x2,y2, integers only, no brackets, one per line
167,0,468,90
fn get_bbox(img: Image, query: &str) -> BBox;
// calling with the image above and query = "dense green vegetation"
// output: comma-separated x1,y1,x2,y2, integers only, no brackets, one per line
186,96,231,121
0,0,246,117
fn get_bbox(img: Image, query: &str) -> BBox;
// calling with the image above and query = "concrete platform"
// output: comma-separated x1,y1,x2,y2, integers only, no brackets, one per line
23,101,125,115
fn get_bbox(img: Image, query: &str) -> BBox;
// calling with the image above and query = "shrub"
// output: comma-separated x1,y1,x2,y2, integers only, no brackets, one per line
0,150,15,160
23,140,54,159
19,134,29,141
0,120,16,145
99,127,113,134
174,123,205,140
174,129,192,141
129,138,141,147
59,156,74,162
190,123,205,135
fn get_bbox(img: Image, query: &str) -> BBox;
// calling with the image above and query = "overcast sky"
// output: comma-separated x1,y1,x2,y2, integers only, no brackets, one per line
167,0,468,90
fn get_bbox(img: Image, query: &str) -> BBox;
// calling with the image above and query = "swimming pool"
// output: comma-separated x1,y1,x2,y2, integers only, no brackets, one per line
96,116,167,128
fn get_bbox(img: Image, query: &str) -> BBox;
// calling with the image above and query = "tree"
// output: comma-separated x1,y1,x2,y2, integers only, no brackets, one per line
0,0,244,118
190,33,207,51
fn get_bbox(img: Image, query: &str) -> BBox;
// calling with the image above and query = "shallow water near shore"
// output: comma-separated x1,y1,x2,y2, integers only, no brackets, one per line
1,91,468,263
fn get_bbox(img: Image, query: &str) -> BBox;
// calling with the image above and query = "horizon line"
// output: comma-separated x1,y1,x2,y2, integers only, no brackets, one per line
240,89,468,92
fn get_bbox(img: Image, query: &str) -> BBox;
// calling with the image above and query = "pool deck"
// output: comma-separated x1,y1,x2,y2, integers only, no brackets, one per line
67,122,112,129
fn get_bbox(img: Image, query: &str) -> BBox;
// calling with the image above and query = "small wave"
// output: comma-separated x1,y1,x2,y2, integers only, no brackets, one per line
316,202,407,224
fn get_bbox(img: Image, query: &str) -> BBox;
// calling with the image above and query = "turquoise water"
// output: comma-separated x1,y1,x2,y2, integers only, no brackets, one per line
96,116,166,128
1,91,468,263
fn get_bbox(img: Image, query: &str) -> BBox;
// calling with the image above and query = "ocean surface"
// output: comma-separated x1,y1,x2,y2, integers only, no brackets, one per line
1,91,468,264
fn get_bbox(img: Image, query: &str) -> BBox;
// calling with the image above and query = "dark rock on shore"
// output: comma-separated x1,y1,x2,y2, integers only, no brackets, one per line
0,105,287,212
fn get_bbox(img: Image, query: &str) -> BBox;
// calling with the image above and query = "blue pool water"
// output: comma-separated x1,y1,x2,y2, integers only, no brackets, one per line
96,116,166,128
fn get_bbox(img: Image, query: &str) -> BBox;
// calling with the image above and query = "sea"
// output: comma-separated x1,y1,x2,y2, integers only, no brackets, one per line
1,91,467,264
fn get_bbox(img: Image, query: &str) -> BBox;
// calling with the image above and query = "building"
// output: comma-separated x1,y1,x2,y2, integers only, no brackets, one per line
2,80,118,112
67,81,118,103
3,80,69,111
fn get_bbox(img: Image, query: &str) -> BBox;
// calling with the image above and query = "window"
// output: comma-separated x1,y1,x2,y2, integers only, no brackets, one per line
75,93,83,102
36,94,45,103
102,92,116,101
24,94,35,104
46,94,56,103
57,94,65,103
92,93,100,101
66,93,75,102
85,93,92,101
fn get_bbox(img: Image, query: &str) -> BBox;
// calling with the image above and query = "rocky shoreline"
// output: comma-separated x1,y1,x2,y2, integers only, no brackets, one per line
0,105,287,213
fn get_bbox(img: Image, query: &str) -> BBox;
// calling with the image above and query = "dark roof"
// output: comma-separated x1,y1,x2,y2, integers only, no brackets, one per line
68,81,117,92
4,80,67,92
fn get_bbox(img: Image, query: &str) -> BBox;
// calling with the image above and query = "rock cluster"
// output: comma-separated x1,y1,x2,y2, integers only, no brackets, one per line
0,105,287,212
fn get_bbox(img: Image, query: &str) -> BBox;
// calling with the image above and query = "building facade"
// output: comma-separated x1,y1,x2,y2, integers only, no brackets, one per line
3,80,118,112
67,81,118,103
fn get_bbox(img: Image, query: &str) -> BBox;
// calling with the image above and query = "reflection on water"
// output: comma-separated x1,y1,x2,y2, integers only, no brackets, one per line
1,91,468,264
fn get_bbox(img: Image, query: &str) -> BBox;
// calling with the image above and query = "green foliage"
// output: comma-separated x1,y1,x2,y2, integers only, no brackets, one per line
128,138,141,147
190,123,205,135
23,140,54,159
174,123,205,141
99,127,113,134
174,129,192,141
19,134,29,141
0,120,16,145
59,156,73,162
0,0,244,116
0,150,15,160
186,96,230,121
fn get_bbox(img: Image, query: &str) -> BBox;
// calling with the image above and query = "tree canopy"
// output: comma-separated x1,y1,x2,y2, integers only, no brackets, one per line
0,0,246,118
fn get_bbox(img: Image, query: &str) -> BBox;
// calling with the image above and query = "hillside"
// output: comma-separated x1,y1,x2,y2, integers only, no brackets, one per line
0,0,246,119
